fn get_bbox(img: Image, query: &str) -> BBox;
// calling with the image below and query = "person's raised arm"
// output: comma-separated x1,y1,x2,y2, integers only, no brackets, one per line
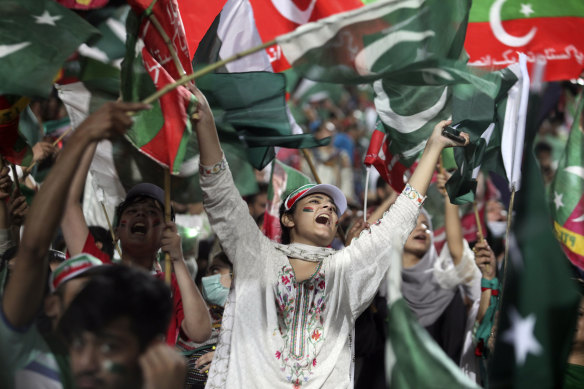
190,86,223,166
160,221,211,342
406,120,468,197
436,169,464,265
2,102,150,328
60,143,97,257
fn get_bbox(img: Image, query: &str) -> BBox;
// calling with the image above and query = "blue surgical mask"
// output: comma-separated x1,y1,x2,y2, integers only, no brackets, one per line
201,274,229,307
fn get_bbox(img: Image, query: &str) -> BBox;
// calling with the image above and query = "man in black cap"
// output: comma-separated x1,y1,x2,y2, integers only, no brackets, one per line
60,130,210,347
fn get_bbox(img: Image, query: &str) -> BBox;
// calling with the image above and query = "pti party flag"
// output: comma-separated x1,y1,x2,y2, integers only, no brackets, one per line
263,160,311,242
0,96,33,166
364,127,408,193
0,0,99,98
466,0,584,82
383,235,480,389
121,0,197,175
488,141,580,388
248,0,364,72
550,94,584,271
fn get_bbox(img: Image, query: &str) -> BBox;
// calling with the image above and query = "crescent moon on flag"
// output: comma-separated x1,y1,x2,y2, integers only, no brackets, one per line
572,214,584,223
0,42,31,59
489,0,537,47
271,0,318,25
373,80,447,134
565,166,584,180
354,30,435,76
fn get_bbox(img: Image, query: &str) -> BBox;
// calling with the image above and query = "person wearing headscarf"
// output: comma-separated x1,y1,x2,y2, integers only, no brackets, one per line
401,170,481,363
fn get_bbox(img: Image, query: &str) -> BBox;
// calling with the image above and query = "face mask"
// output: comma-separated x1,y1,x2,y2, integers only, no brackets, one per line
201,274,229,307
487,220,507,238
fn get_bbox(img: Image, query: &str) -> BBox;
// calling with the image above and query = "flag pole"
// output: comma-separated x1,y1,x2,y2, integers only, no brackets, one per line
100,201,123,259
10,163,21,198
164,167,172,285
23,126,74,177
500,186,516,299
141,39,277,105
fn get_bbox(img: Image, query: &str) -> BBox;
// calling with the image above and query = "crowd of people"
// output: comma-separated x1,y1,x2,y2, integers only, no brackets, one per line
0,77,582,389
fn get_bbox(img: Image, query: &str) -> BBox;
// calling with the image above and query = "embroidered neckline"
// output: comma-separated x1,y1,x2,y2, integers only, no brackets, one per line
274,242,336,263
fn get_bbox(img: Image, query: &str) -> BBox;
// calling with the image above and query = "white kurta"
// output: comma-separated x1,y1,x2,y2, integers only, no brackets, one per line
201,159,421,388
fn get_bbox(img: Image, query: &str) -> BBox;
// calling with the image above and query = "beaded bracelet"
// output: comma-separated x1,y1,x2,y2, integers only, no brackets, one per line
403,183,426,206
199,159,227,175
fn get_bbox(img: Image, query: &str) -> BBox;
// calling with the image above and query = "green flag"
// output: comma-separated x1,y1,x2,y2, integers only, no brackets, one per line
0,0,100,98
383,235,480,388
488,139,580,388
446,59,529,204
549,94,584,271
196,71,328,170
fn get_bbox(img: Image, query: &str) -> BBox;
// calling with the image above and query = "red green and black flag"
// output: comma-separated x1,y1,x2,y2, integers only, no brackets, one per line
550,94,584,270
122,0,197,174
465,0,584,81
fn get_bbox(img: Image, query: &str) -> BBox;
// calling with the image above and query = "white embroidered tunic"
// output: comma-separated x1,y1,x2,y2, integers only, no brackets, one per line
201,159,422,388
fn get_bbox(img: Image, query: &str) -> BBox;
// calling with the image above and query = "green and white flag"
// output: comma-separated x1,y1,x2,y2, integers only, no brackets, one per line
445,54,528,203
383,235,480,388
0,0,99,98
276,0,486,87
489,138,580,388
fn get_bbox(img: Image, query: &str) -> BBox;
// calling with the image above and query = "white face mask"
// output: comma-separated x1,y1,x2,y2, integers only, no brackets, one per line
487,220,507,238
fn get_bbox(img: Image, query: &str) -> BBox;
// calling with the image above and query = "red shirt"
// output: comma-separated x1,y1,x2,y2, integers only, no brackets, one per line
75,233,185,345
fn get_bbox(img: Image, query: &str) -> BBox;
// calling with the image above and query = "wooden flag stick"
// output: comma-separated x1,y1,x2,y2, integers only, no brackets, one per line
100,201,123,259
473,201,484,242
146,14,187,77
164,168,172,285
141,39,277,105
10,163,21,198
500,187,516,301
23,125,74,176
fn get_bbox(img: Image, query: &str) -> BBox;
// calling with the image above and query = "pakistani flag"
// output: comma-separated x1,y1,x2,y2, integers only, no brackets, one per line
0,0,100,98
262,160,311,242
383,235,480,388
276,0,492,87
488,138,580,388
121,0,197,175
466,0,584,82
445,57,526,203
550,95,584,271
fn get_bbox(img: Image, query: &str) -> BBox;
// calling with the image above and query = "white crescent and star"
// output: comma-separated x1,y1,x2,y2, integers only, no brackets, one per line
373,80,448,134
271,0,318,25
502,307,542,366
565,166,584,180
0,42,31,59
33,10,62,26
489,0,537,47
